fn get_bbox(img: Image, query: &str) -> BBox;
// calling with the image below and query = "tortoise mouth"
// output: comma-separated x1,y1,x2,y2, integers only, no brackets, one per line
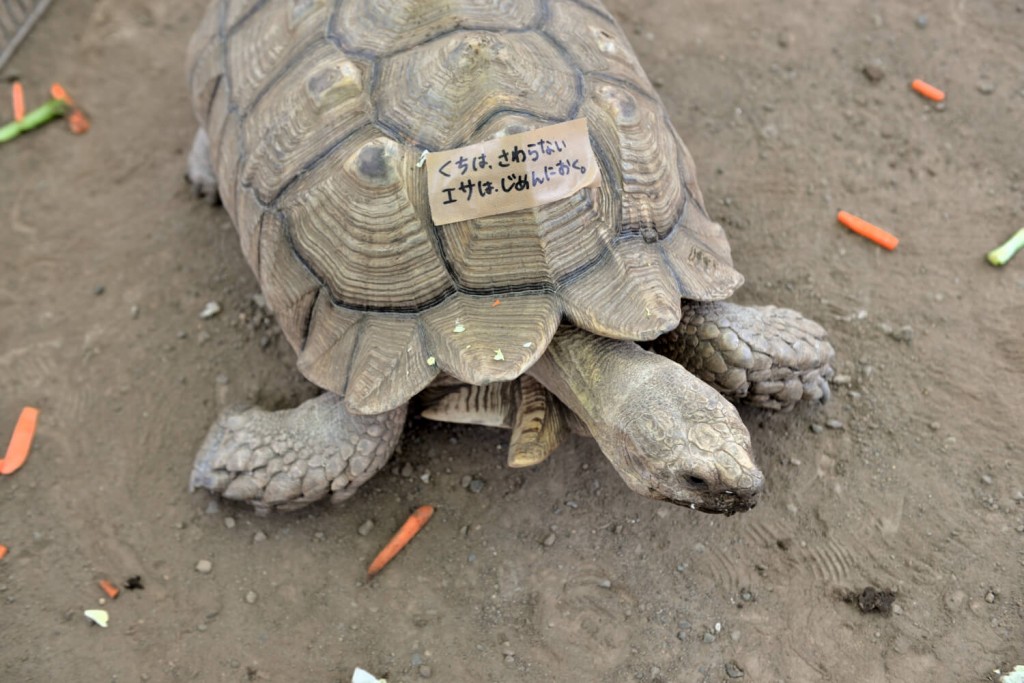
648,487,760,516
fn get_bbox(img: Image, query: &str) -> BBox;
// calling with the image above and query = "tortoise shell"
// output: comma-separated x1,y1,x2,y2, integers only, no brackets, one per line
186,0,743,415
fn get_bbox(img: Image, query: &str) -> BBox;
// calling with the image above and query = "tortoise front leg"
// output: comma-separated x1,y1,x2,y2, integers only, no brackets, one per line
190,393,406,513
652,301,835,411
186,127,220,204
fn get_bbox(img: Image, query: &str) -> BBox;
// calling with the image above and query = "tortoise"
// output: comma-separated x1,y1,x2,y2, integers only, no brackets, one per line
184,0,835,515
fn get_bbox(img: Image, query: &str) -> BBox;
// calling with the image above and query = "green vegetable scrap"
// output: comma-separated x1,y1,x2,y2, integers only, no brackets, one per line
987,228,1024,267
0,97,66,144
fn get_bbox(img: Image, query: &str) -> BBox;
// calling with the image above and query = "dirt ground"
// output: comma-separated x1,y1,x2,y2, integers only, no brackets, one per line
1,1,1022,681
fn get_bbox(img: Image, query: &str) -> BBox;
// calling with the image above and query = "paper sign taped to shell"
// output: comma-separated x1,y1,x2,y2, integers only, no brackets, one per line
425,118,601,225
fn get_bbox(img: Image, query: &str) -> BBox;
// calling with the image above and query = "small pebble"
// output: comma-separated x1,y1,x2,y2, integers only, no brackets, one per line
418,665,432,679
401,463,414,477
253,531,267,543
980,475,993,485
929,421,941,431
810,424,824,434
195,560,213,574
740,590,754,602
130,304,140,319
176,330,188,339
94,285,106,296
597,579,612,589
725,661,745,678
862,65,885,83
676,630,687,641
702,632,716,643
224,516,236,529
199,301,222,319
915,14,928,28
460,475,473,489
977,80,995,95
890,326,914,343
542,533,556,547
197,330,211,345
985,591,996,603
833,374,852,386
358,519,375,536
245,591,258,604
468,479,485,494
825,419,845,430
251,293,267,309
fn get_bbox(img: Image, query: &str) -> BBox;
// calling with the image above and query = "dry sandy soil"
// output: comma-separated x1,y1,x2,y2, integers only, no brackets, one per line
1,1,1022,681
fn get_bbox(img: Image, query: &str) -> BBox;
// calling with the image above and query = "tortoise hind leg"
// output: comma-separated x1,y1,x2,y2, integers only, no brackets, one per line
653,301,835,410
191,393,406,513
186,128,220,205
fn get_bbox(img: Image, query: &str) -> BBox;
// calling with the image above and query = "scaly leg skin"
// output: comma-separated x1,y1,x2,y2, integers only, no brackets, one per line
190,393,406,513
653,301,835,411
186,128,220,204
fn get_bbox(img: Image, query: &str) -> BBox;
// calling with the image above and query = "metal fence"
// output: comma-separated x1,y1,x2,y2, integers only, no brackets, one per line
0,0,54,71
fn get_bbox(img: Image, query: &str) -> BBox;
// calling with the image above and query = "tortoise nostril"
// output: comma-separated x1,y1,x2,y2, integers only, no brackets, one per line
685,475,708,490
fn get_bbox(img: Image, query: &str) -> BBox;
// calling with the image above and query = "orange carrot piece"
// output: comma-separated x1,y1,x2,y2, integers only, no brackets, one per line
2,406,39,475
98,579,120,599
837,211,899,251
49,83,90,134
0,545,7,561
67,109,89,134
11,80,25,122
49,82,71,103
491,299,501,307
367,505,434,578
911,79,945,102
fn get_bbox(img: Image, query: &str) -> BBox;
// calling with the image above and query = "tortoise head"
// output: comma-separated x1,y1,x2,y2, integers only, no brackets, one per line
595,363,764,515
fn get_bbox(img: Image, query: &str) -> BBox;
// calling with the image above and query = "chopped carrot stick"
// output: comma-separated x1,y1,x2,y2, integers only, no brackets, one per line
49,83,90,134
2,406,39,475
367,505,434,578
98,579,120,599
911,79,945,102
49,82,71,103
11,80,25,122
837,211,899,251
491,299,501,307
0,545,7,561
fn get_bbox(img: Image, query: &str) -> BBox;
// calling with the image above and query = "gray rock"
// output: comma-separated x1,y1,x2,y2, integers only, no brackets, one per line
915,14,928,28
725,661,745,678
862,65,885,83
245,590,258,604
358,519,375,536
195,559,213,574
